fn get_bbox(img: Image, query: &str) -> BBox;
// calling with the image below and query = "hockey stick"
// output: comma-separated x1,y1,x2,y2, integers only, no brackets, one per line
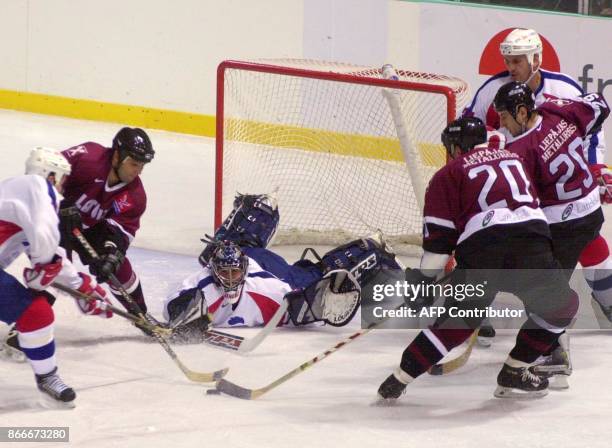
427,329,478,375
213,268,458,399
51,282,172,337
235,298,288,354
55,279,249,350
212,325,374,400
71,228,227,383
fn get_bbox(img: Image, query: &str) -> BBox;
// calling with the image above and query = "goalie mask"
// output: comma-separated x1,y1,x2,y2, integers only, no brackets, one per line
210,241,249,304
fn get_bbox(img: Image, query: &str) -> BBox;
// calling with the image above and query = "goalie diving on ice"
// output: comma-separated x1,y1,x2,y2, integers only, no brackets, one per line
160,193,402,343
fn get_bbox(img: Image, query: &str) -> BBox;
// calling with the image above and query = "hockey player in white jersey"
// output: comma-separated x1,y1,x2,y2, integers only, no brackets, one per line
162,194,402,339
463,28,612,342
0,147,113,407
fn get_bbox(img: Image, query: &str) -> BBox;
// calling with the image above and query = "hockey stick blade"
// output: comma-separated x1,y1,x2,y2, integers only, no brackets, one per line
428,329,478,376
201,298,288,354
203,330,244,351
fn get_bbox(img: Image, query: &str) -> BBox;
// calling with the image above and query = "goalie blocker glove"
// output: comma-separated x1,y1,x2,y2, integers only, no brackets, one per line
165,288,212,343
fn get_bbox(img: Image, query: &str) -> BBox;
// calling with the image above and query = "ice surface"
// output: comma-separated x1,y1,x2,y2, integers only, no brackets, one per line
0,111,611,448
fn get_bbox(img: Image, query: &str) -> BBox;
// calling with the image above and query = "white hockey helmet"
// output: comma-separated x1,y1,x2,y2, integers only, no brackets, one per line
499,28,543,67
25,147,71,186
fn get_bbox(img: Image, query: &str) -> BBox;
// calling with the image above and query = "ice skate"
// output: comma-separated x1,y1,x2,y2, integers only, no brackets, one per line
494,363,549,399
36,367,76,409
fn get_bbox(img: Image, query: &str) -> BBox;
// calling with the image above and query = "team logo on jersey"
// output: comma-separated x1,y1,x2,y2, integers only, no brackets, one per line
228,316,245,326
562,203,573,220
547,97,572,107
482,210,495,227
65,145,87,157
112,192,133,214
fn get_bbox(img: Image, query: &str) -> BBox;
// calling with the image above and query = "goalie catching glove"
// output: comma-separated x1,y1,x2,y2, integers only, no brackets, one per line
286,269,361,327
589,164,612,204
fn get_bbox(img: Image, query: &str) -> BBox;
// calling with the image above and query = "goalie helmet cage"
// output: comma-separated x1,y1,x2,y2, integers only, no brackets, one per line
215,59,469,253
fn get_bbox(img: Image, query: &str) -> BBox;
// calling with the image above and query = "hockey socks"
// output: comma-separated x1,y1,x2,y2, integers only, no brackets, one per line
16,296,56,376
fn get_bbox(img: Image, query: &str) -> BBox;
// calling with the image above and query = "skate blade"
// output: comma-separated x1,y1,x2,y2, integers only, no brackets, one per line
494,386,548,399
38,393,76,410
477,336,493,347
548,375,570,390
0,344,27,363
532,365,572,376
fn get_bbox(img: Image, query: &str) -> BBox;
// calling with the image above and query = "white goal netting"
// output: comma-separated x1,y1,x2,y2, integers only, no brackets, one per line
216,59,469,252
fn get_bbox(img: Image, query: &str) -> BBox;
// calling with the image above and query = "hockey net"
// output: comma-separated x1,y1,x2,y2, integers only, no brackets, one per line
215,59,469,252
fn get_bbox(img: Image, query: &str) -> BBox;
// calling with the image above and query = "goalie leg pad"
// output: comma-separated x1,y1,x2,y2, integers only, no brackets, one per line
319,237,401,291
286,270,361,327
199,193,280,266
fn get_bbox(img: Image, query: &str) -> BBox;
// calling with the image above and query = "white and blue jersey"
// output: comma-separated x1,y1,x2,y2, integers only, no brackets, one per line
463,69,606,164
164,248,322,328
0,175,83,325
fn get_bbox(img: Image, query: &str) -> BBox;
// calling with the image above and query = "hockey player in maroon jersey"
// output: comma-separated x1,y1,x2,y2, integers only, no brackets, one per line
492,82,610,383
464,29,612,347
377,117,578,401
58,127,154,315
494,82,609,270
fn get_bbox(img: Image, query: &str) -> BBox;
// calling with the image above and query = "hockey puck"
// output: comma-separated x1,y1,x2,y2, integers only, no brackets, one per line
206,388,221,395
428,365,443,376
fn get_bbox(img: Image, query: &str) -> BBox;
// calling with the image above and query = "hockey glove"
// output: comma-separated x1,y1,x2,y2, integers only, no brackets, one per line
24,255,63,291
75,273,113,318
90,241,124,283
59,206,83,238
589,164,612,204
404,268,436,310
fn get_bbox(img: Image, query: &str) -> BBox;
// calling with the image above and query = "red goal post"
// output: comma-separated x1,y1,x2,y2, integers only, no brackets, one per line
215,59,469,252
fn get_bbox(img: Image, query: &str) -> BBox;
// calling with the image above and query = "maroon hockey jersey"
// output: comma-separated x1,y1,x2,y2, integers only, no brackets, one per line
61,142,147,242
506,95,609,224
423,133,547,254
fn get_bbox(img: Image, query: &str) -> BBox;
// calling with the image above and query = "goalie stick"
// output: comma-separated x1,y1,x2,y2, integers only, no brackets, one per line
72,228,227,383
212,269,457,399
212,324,374,400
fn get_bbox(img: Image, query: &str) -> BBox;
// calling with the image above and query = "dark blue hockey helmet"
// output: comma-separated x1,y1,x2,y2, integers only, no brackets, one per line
210,241,249,304
112,127,155,164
